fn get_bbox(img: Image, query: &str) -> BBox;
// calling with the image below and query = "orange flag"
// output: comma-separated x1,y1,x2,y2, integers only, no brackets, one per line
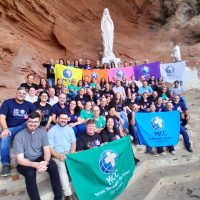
82,69,108,83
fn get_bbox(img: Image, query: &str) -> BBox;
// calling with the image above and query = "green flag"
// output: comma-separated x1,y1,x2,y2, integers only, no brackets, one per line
66,136,135,200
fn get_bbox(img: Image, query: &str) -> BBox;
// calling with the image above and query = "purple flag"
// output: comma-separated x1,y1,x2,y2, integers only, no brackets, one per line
133,62,161,80
108,67,134,82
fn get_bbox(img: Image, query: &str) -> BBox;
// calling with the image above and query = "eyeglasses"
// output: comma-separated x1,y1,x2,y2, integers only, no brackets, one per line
27,121,40,124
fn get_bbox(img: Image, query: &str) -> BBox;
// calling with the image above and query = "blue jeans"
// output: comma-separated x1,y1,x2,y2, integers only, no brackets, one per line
129,125,139,144
180,125,191,149
120,111,129,130
1,123,26,164
48,78,55,87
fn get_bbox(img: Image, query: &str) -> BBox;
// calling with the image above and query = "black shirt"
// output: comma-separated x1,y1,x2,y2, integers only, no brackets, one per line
100,128,121,143
76,133,103,151
34,102,51,126
20,83,38,91
43,64,55,79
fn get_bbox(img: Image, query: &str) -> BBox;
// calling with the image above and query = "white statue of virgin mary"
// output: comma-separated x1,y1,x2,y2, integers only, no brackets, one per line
101,8,115,58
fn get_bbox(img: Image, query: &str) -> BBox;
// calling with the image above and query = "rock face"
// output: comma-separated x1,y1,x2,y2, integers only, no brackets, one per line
0,0,200,98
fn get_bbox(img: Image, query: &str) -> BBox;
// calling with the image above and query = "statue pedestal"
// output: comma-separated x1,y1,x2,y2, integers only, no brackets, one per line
102,57,121,68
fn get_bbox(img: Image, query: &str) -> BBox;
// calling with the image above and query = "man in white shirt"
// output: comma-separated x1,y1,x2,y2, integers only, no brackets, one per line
48,87,58,106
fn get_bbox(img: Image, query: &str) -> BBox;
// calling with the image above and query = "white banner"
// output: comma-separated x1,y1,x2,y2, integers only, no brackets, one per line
160,61,186,85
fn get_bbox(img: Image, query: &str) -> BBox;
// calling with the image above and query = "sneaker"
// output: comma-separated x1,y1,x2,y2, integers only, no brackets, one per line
1,164,10,177
160,152,167,156
186,147,193,153
147,151,158,157
170,151,176,155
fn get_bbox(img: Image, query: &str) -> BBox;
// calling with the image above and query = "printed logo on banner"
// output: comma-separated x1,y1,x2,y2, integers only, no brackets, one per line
150,116,167,136
141,66,151,79
165,65,175,76
99,150,118,174
116,70,124,78
91,72,98,79
141,66,150,75
63,68,72,78
151,116,165,131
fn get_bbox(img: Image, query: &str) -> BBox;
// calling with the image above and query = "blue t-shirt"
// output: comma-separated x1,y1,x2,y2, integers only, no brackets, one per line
66,109,80,123
0,98,36,127
172,102,187,111
51,102,69,116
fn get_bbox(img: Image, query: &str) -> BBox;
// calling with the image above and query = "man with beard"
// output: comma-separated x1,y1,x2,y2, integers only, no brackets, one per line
76,119,103,151
0,87,36,176
48,113,76,200
13,112,62,200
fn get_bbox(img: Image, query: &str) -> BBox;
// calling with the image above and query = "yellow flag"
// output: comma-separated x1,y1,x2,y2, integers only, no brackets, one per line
54,64,83,87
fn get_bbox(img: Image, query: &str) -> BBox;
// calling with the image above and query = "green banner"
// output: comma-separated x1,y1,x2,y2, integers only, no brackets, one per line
66,136,135,200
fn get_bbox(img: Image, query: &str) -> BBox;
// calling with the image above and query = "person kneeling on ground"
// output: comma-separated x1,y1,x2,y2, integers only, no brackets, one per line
13,112,63,200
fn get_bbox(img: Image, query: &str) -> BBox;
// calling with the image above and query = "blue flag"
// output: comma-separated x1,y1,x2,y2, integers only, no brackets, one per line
135,111,180,147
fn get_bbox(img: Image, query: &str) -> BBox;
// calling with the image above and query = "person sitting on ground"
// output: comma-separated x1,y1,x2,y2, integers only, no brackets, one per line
90,78,98,89
60,86,72,105
38,77,49,93
51,93,69,124
76,119,103,151
25,86,38,103
148,91,159,104
165,102,193,153
75,87,86,110
48,87,58,106
170,80,186,105
48,112,76,200
112,80,126,100
66,100,82,137
83,75,90,89
68,79,79,100
155,97,165,112
100,77,107,90
34,91,52,127
20,73,38,91
138,80,153,96
101,116,140,164
92,105,106,134
126,82,139,99
0,87,36,176
54,78,63,96
77,80,84,90
172,95,189,127
139,92,151,112
102,83,114,98
13,112,63,200
99,96,109,117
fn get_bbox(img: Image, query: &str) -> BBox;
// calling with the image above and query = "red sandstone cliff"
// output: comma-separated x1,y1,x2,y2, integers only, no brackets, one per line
0,0,200,98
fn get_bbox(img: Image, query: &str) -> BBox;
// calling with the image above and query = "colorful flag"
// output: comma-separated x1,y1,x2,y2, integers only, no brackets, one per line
108,67,134,82
54,64,83,87
66,136,135,200
135,111,180,147
133,62,161,80
160,61,186,85
82,69,109,83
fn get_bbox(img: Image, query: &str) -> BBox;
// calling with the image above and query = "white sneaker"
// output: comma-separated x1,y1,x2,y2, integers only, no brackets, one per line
160,152,167,156
171,151,176,155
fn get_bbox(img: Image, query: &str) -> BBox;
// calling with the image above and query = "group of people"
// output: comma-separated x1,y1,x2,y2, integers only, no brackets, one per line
0,57,192,200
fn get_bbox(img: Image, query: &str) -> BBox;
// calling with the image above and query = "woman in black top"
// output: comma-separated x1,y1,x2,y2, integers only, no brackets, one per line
34,91,51,126
100,117,121,143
